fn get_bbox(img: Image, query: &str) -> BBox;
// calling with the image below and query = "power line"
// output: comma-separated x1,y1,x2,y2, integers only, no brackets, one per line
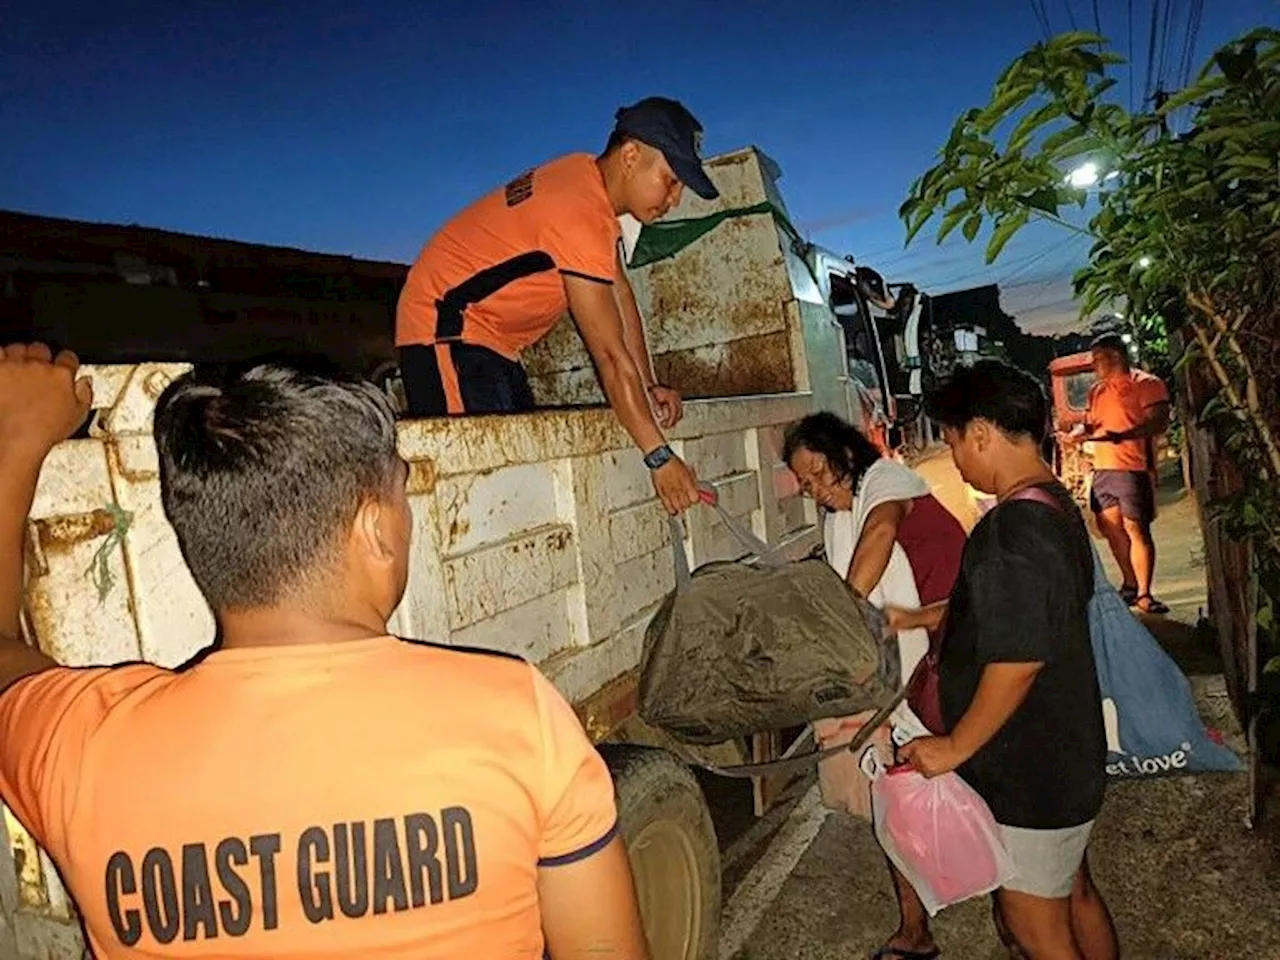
1157,0,1178,94
1062,0,1079,31
1127,0,1136,111
1092,0,1103,37
1143,0,1161,107
1029,0,1052,38
918,233,1083,292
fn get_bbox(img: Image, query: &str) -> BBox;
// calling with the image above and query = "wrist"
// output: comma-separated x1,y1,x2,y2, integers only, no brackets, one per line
643,444,675,471
945,729,977,764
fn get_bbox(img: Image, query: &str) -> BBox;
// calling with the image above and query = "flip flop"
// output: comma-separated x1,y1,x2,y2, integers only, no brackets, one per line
871,947,941,960
1135,593,1170,615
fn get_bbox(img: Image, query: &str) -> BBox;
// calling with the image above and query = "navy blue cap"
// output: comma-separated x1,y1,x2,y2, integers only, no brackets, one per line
613,97,719,201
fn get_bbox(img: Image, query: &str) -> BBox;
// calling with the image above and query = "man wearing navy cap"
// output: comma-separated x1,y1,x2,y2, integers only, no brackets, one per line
397,96,718,515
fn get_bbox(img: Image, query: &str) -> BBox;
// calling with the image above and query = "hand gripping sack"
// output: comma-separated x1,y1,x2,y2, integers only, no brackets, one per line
639,509,902,745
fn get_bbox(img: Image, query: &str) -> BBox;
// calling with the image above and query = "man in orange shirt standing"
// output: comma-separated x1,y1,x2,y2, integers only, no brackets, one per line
0,343,649,960
1066,333,1172,614
397,96,718,516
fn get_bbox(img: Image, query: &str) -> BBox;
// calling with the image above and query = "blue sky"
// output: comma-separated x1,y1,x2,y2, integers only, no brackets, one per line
4,0,1276,334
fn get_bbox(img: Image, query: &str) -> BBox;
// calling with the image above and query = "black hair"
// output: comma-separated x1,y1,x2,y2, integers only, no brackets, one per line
1090,332,1130,362
601,127,635,157
782,412,883,485
925,360,1049,443
153,362,400,611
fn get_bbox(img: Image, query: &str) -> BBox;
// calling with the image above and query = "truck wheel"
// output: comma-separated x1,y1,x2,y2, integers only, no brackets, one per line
601,745,720,960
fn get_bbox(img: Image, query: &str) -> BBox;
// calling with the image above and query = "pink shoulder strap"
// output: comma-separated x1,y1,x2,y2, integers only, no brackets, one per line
1007,484,1063,511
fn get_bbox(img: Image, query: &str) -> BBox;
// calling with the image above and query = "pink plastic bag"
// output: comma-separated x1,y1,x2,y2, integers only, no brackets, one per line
864,753,1016,915
814,712,893,821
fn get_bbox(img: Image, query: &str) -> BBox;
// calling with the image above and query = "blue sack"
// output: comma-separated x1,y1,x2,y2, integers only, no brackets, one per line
1087,548,1243,778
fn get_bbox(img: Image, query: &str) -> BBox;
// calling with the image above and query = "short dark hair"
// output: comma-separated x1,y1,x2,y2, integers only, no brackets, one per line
1090,332,1129,359
601,128,634,156
154,363,400,611
925,360,1049,443
782,412,883,486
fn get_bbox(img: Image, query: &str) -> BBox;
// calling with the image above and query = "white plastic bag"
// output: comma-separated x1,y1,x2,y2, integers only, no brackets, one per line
864,750,1016,916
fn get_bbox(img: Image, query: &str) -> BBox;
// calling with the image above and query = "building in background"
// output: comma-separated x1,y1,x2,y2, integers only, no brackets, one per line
0,210,406,381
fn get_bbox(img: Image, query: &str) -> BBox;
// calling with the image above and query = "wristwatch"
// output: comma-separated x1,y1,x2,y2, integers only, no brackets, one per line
644,444,675,471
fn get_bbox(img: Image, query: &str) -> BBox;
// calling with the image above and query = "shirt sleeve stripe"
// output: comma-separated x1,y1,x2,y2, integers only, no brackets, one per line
537,821,619,867
559,269,614,285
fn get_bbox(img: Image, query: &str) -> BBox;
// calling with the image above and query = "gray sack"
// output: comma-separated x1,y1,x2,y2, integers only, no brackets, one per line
638,507,902,745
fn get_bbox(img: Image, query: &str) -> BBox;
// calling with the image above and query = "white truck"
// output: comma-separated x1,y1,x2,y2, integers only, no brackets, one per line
2,147,915,960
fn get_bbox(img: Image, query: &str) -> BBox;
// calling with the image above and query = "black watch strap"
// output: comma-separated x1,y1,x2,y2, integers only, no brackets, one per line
644,444,674,470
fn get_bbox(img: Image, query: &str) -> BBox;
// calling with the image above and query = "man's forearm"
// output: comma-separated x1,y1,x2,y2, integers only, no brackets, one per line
0,446,57,689
1089,408,1170,442
597,352,665,454
1112,415,1168,441
615,275,657,388
0,447,44,638
948,662,1043,761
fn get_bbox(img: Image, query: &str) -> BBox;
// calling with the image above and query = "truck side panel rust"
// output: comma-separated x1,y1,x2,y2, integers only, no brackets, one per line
526,151,808,407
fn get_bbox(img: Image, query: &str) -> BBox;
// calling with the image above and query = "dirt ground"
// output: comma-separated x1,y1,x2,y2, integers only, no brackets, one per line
719,449,1280,960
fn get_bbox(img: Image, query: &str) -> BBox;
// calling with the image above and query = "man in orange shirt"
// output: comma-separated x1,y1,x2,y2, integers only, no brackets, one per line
0,343,649,960
397,96,718,516
1066,333,1172,614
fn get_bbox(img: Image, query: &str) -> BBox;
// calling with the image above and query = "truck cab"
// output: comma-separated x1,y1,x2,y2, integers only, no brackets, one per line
1049,351,1098,504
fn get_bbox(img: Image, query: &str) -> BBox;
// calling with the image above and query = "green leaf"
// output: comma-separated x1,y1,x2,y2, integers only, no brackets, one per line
976,87,1036,135
1160,75,1229,112
1226,154,1275,170
985,210,1030,263
1022,186,1060,215
935,204,972,244
1257,602,1275,633
1008,101,1067,149
1048,31,1106,52
962,212,983,241
1216,46,1258,83
903,206,934,246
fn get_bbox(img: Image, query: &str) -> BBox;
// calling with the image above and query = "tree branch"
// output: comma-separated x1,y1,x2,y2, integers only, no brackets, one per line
1186,290,1280,478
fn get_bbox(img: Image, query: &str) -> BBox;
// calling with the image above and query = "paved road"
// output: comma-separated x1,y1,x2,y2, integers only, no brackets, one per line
716,451,1280,960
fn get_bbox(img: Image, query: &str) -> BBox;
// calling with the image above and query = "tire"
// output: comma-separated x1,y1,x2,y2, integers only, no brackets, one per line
601,745,720,960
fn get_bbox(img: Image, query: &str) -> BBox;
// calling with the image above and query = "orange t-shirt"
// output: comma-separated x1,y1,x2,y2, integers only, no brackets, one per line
396,153,622,361
0,637,616,959
1087,369,1170,471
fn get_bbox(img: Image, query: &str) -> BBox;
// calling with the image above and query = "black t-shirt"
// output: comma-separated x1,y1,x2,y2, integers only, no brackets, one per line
938,482,1106,829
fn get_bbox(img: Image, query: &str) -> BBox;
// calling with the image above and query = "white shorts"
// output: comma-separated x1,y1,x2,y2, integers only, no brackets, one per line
999,820,1095,899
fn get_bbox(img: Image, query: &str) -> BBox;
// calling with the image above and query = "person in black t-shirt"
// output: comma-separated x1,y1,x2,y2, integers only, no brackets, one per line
890,361,1117,960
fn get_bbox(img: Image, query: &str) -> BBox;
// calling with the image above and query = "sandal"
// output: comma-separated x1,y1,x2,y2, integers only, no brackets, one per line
1135,593,1170,615
1119,584,1139,605
871,947,941,960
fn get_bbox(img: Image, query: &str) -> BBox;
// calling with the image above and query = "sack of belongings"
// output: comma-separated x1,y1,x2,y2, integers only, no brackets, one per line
1010,486,1242,778
639,503,903,745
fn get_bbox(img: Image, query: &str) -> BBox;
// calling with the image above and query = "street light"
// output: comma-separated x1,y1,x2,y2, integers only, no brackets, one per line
1065,161,1121,190
1066,161,1101,189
